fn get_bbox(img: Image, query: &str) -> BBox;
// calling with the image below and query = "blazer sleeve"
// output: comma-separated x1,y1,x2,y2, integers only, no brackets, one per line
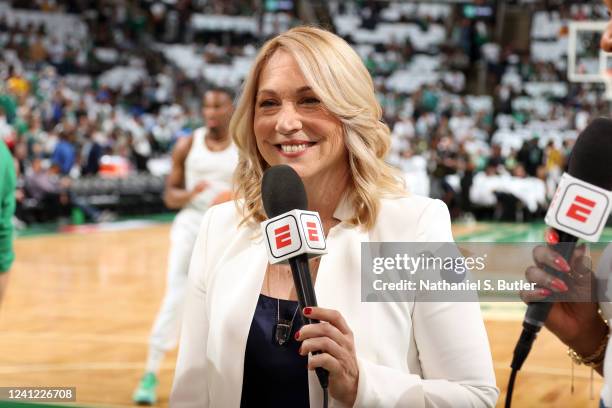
170,206,216,407
353,199,499,407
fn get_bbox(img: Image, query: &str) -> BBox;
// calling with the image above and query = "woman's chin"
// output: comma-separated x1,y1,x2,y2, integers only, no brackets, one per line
263,156,324,181
283,163,310,178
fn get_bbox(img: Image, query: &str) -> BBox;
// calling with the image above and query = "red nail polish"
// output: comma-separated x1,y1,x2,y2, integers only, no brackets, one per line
554,257,571,273
294,331,300,340
304,307,312,315
539,288,552,297
551,278,568,292
545,229,559,245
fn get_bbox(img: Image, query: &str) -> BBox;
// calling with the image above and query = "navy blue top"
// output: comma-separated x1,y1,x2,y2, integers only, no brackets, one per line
240,294,309,407
51,140,76,175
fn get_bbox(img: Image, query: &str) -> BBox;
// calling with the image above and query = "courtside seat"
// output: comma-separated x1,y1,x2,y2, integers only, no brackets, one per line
67,174,166,216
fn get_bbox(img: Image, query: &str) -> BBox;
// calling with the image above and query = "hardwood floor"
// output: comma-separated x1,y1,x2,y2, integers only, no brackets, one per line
0,223,603,407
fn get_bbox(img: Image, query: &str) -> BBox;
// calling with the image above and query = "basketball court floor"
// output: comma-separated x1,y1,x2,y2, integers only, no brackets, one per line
0,218,609,407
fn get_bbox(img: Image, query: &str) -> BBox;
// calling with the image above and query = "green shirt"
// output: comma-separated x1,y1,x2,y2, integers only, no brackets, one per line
0,93,17,123
0,140,15,273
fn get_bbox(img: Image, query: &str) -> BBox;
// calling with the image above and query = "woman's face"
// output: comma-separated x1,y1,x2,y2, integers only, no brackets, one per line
253,50,348,182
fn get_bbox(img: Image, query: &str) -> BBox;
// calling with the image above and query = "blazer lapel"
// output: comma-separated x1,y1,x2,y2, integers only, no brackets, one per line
208,236,268,407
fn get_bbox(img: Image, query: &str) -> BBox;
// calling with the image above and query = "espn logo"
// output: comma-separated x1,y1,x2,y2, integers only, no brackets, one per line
307,222,319,242
545,173,612,242
300,213,325,250
275,225,292,249
566,195,596,223
262,210,327,263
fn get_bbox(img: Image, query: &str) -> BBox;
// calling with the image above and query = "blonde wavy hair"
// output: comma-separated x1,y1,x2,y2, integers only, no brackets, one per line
231,26,407,230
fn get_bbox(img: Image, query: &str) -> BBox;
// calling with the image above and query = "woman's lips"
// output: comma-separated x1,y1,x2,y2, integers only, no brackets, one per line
275,142,316,157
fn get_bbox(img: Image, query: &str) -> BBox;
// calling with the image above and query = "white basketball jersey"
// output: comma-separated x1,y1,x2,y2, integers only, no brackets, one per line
184,127,238,213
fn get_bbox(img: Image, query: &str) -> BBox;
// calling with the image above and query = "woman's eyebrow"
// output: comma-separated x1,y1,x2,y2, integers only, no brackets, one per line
296,86,313,93
256,89,276,97
257,86,313,97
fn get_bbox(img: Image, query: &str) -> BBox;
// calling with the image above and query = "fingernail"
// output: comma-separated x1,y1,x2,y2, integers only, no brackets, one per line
550,278,568,292
554,257,571,273
545,229,559,245
304,307,312,315
539,288,552,297
294,330,300,340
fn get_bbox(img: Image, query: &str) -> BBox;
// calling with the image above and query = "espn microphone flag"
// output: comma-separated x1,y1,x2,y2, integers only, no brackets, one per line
505,118,612,408
261,209,327,264
545,172,612,242
261,161,331,394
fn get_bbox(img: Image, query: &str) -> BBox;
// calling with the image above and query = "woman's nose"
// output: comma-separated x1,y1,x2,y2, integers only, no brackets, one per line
275,104,302,135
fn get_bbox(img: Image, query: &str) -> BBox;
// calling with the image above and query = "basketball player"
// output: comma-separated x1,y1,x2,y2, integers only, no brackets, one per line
133,88,238,405
0,139,16,307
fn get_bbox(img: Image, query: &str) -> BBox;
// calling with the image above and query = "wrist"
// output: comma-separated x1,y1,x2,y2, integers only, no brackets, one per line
558,304,607,349
566,315,608,359
340,372,359,407
568,331,608,369
349,374,359,407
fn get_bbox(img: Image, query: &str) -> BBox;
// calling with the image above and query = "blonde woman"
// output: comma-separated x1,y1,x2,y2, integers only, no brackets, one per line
171,26,498,407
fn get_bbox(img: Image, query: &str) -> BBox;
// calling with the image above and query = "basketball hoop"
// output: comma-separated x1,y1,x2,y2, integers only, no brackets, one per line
567,21,612,101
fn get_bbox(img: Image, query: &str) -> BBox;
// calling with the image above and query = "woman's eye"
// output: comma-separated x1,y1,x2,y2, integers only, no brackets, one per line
258,100,277,107
301,97,320,105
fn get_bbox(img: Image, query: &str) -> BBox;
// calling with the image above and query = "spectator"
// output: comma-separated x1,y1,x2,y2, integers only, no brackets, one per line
24,158,107,223
81,131,104,176
6,66,29,100
517,137,544,177
51,130,76,175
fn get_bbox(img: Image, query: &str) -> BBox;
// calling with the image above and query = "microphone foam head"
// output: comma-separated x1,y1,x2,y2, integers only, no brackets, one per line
568,118,612,191
261,165,308,218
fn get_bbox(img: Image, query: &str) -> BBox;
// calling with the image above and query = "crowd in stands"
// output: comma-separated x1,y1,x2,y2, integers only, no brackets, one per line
369,0,610,221
0,0,609,225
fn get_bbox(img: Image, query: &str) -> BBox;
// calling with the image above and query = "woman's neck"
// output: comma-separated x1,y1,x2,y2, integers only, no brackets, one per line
302,167,350,229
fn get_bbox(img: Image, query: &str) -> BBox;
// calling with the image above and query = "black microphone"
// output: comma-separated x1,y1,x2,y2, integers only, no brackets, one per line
507,118,612,406
261,164,330,390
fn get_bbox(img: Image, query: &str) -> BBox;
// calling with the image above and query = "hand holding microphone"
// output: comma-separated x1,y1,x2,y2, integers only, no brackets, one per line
519,241,607,370
296,306,359,407
261,165,359,406
506,118,612,407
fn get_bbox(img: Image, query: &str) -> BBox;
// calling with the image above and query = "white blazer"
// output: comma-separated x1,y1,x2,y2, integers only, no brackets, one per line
171,195,499,407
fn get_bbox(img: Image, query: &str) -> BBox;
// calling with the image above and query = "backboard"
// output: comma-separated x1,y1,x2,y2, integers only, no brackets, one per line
567,20,612,99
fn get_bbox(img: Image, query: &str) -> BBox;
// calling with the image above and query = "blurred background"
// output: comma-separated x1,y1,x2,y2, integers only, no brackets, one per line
0,0,611,407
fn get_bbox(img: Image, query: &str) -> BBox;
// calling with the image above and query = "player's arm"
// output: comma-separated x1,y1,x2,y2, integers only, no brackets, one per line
163,136,208,209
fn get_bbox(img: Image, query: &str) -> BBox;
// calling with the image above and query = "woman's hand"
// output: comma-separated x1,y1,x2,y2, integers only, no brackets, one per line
519,238,608,372
296,307,359,406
